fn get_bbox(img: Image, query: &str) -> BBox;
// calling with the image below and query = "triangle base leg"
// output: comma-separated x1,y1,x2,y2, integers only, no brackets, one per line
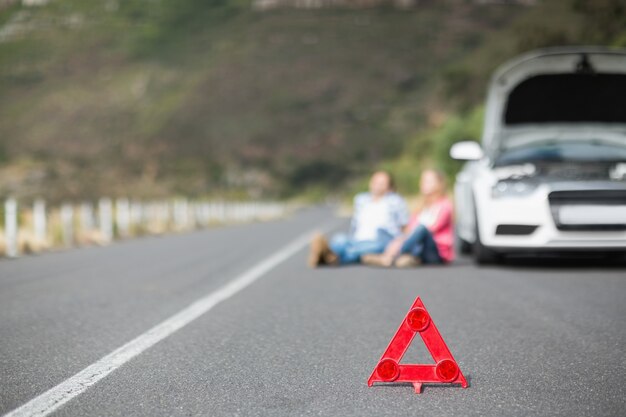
412,382,422,394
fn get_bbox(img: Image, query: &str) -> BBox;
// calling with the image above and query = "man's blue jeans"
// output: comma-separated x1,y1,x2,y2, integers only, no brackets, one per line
329,230,393,264
400,224,442,264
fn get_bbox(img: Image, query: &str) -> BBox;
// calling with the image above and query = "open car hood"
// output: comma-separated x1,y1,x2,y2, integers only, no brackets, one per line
482,47,626,157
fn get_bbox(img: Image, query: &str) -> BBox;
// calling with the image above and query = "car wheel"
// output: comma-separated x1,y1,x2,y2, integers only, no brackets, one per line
456,232,472,255
472,202,501,265
473,234,501,265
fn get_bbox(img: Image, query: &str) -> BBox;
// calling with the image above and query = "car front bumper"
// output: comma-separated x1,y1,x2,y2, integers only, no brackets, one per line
474,183,626,250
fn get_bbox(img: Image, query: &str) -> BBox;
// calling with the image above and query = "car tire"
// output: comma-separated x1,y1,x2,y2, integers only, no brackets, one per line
456,232,472,255
473,234,501,265
472,200,501,265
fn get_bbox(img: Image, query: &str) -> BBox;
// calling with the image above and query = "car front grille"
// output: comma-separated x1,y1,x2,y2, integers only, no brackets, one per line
548,190,626,231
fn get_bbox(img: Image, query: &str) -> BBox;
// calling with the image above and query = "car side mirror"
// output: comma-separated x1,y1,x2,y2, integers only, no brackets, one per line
450,141,483,161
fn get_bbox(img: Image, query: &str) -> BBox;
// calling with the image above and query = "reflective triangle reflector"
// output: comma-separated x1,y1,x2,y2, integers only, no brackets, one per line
368,296,468,394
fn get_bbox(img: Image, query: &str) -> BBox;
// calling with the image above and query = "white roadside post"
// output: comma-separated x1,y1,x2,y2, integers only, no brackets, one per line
235,203,242,222
214,201,221,223
188,200,196,229
202,202,210,226
60,203,74,247
247,202,253,221
208,201,216,223
182,198,190,229
80,202,95,232
99,198,113,243
116,198,130,238
171,200,178,230
190,202,198,228
252,201,259,220
161,201,170,231
195,202,203,228
33,198,47,245
4,198,18,258
144,202,153,233
227,202,234,222
130,201,143,232
240,203,245,221
173,198,189,230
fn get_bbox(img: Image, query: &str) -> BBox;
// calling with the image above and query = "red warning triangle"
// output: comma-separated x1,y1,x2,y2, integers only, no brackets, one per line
368,296,468,394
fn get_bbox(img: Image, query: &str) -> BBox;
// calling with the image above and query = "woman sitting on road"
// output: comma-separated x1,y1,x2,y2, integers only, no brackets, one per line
362,169,454,268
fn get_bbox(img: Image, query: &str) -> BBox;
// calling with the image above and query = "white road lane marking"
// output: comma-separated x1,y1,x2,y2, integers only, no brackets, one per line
4,222,337,417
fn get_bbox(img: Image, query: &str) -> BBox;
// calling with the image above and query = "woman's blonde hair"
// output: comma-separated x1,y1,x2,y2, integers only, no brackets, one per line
410,168,448,212
422,168,447,189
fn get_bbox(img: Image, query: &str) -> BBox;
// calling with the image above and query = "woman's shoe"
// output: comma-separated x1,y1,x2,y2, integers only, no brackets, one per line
361,253,393,267
394,254,421,268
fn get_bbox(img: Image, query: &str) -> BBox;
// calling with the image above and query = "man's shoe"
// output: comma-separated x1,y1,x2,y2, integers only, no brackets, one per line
308,233,338,267
394,254,421,268
323,251,339,266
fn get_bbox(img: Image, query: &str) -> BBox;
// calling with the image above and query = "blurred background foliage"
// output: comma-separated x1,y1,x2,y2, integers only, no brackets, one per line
0,0,625,202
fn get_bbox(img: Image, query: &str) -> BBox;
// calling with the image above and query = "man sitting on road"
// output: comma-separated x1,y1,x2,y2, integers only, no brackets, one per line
308,170,409,267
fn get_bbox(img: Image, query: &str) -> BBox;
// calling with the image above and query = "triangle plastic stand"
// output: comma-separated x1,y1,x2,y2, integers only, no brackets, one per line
368,296,468,394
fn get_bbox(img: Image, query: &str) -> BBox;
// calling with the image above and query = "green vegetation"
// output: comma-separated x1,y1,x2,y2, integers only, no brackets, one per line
0,0,624,201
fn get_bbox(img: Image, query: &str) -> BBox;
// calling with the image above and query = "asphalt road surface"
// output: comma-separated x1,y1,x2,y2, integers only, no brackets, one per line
1,206,625,417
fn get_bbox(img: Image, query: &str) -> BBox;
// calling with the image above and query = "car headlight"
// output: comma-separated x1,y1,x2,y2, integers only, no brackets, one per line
491,180,538,198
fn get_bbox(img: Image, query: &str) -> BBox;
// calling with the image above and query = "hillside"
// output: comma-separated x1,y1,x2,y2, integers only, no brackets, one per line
0,0,624,201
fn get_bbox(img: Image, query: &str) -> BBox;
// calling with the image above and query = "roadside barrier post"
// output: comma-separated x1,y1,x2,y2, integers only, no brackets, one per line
116,198,130,238
60,204,74,247
4,198,18,258
99,198,113,243
80,202,95,232
33,199,47,245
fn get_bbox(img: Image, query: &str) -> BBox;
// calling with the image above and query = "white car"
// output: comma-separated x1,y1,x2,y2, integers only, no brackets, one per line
450,47,626,264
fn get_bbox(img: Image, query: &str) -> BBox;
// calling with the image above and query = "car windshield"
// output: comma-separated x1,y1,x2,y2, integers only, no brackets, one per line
495,141,626,166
